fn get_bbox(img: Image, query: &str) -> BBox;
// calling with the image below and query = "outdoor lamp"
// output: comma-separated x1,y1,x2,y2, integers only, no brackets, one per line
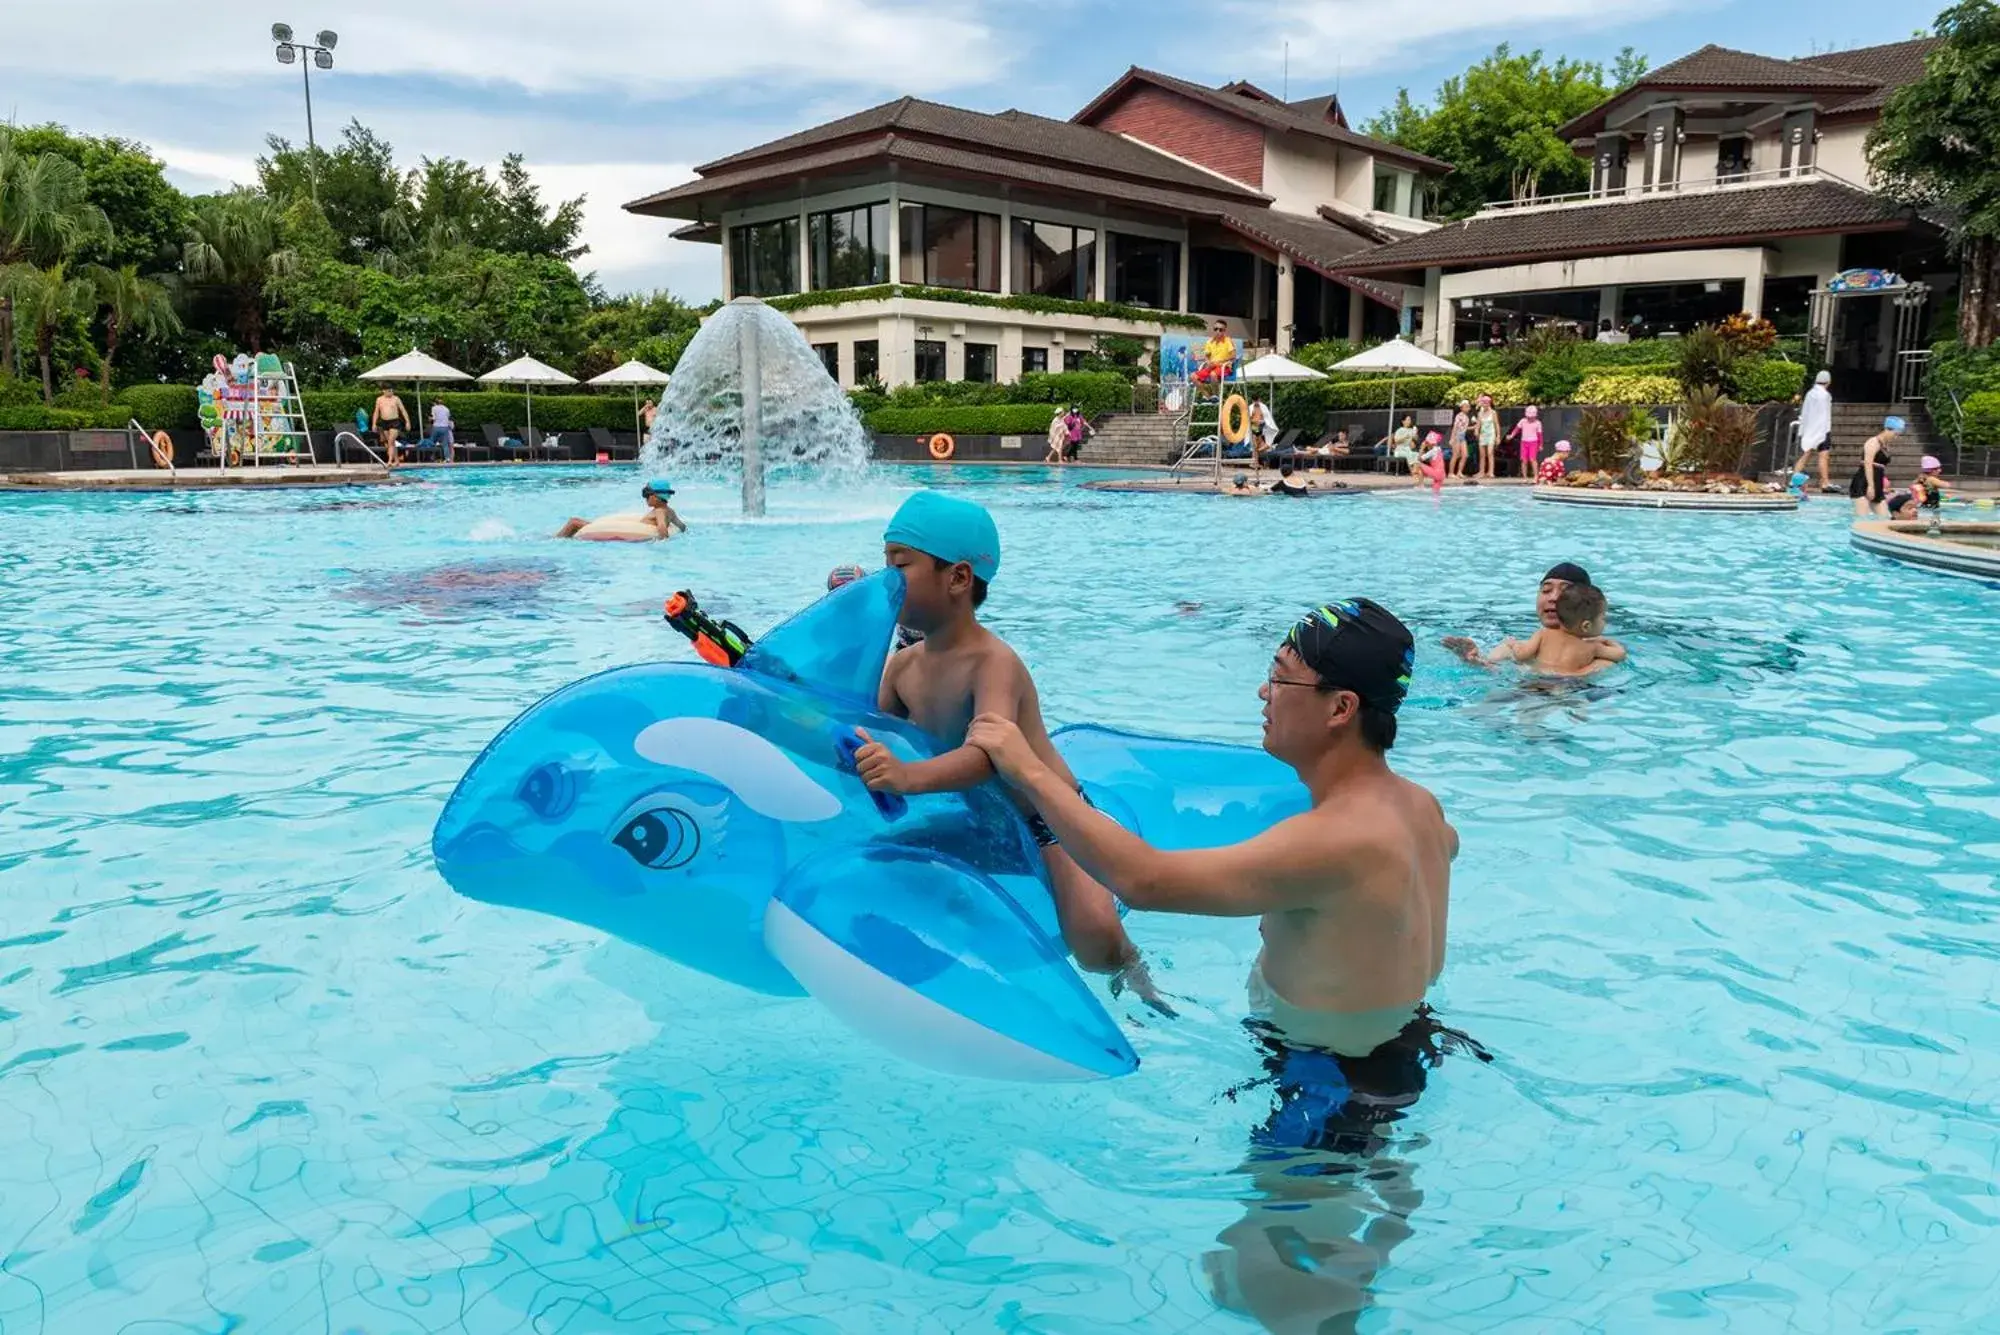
316,29,337,47
271,21,293,41
276,44,296,63
314,48,333,69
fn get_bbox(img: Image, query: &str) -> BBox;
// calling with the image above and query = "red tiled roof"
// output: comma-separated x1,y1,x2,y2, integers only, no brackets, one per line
1074,68,1451,174
1334,178,1926,275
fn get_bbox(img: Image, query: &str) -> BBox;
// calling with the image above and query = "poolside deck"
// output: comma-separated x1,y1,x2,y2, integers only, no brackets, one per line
1,466,393,492
1083,473,1535,496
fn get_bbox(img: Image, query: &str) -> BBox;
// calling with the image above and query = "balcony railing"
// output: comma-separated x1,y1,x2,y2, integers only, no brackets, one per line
1473,164,1861,217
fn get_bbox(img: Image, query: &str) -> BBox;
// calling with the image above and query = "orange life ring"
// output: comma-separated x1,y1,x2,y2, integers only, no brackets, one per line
928,433,956,460
149,431,173,469
1219,394,1251,445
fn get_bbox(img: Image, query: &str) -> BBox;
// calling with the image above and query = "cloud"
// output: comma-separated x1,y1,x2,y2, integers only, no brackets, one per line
2,0,1006,95
1233,0,1680,72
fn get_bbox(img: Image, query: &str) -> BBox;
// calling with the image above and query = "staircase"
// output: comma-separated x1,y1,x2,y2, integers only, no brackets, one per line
1823,402,1938,480
1081,411,1186,466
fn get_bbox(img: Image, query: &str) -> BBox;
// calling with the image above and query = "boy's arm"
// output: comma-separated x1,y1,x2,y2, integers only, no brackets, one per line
856,654,1021,795
665,504,687,534
1592,636,1627,663
1487,631,1541,664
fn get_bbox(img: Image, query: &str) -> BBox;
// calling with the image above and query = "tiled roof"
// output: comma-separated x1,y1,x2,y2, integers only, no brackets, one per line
1805,38,1941,113
1333,178,1924,274
1215,206,1402,305
1642,43,1872,89
1074,67,1452,174
693,96,1261,201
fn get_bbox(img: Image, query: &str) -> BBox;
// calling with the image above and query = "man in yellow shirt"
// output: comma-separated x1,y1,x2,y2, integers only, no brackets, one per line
1193,319,1236,391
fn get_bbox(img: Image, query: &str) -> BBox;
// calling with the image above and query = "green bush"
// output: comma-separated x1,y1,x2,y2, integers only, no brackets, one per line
1291,339,1362,373
1571,340,1681,369
1731,358,1807,404
1675,325,1739,396
1574,405,1650,474
1926,341,2000,445
115,384,201,428
1267,375,1458,431
0,405,132,429
1574,372,1681,405
864,405,1063,436
0,375,40,408
1449,377,1529,407
1522,351,1584,405
1962,391,2000,449
1009,370,1130,417
1445,348,1511,379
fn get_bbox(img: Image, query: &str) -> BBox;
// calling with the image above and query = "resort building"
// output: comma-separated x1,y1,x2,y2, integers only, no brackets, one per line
1335,38,1950,401
626,70,1448,387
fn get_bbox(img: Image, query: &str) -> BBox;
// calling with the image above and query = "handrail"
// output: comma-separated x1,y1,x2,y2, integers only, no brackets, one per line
126,417,156,472
1473,164,1862,217
334,430,385,466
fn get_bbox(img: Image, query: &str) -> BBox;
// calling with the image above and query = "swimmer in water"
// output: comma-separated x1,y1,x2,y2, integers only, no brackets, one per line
970,598,1485,1151
1443,561,1628,668
555,479,687,541
1469,582,1616,677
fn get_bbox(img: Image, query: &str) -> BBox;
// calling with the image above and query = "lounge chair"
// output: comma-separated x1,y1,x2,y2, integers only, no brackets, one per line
587,426,623,461
522,425,553,460
484,423,528,462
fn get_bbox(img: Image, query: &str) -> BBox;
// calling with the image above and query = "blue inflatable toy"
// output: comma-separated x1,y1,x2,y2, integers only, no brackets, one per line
433,569,1306,1081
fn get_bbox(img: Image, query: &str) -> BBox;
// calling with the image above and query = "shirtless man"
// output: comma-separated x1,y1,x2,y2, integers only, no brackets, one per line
1442,561,1626,668
969,598,1478,1147
1473,582,1616,677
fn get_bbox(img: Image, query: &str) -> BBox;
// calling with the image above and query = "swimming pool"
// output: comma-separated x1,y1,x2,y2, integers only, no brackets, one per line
3,465,1998,1333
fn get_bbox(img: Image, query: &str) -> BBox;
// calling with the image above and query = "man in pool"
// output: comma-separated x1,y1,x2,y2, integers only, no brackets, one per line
554,479,687,541
1440,561,1626,667
968,598,1484,1151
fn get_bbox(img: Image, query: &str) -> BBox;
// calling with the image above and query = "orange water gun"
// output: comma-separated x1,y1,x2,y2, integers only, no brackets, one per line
663,591,752,668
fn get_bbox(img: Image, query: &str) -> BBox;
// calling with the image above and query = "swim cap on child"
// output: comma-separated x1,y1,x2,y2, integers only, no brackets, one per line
826,564,866,590
1283,598,1414,714
1555,440,1572,454
1921,455,1941,472
642,479,674,496
1543,561,1592,587
1884,416,1906,432
884,491,1000,581
1525,405,1539,419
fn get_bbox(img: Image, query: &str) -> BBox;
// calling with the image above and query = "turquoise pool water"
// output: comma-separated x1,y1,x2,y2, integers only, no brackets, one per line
4,465,1999,1333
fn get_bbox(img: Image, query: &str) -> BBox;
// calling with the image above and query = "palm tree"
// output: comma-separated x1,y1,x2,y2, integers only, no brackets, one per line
0,261,96,404
87,263,180,399
181,190,297,352
0,129,112,379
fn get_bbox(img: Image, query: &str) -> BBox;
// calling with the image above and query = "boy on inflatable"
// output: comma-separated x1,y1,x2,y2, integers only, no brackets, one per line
850,492,1164,1007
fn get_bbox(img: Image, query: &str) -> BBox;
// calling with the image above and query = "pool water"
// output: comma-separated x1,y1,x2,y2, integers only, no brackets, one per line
4,466,1999,1333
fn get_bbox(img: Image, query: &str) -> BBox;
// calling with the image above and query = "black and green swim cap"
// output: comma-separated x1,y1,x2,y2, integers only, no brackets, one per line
1283,597,1415,713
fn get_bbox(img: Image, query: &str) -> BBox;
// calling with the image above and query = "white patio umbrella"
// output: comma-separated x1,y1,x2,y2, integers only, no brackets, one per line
1329,339,1463,427
1225,354,1328,480
478,355,578,440
357,347,471,434
587,358,671,442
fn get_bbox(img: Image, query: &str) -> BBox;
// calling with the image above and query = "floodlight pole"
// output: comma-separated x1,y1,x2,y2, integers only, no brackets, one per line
273,26,338,203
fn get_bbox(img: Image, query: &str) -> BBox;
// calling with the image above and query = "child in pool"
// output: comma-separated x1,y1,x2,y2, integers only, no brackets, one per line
1477,582,1618,677
848,493,1162,1004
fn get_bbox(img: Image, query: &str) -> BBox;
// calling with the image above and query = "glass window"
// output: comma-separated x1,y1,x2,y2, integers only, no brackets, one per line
812,343,839,379
1373,170,1400,214
1108,233,1178,309
1011,219,1096,300
728,217,798,297
1022,346,1048,374
1190,247,1256,318
915,339,947,382
899,203,1000,291
808,203,889,289
964,342,996,383
854,339,880,383
1063,349,1086,372
1717,137,1752,182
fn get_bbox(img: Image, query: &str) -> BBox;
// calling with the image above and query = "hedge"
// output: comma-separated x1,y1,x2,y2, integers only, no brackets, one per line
1963,391,2000,449
110,385,645,433
1448,378,1529,407
1574,372,1681,406
1732,358,1806,404
1926,341,2000,444
766,284,1206,330
865,405,1062,436
0,404,135,429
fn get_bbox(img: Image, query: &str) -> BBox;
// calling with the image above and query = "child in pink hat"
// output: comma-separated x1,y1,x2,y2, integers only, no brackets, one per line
1417,430,1447,495
1537,439,1571,484
1506,405,1545,478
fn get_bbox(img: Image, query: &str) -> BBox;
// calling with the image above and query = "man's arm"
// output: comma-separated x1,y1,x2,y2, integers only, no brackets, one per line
856,654,1018,795
968,715,1343,917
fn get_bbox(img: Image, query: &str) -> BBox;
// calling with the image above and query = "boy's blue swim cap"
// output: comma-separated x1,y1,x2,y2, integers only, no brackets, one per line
642,478,674,496
884,491,1000,581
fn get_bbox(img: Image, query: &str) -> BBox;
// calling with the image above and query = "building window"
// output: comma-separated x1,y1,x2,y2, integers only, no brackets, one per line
899,203,1000,291
1064,349,1086,372
1190,247,1256,318
854,339,880,383
1011,219,1095,300
812,342,839,380
1108,233,1178,309
728,217,798,297
964,342,996,383
1763,275,1814,337
915,339,947,382
1022,346,1048,374
808,202,890,290
1373,170,1399,214
1717,136,1752,182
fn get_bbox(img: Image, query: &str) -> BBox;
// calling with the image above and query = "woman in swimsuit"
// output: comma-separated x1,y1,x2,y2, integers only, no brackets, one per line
1848,415,1904,519
371,389,410,467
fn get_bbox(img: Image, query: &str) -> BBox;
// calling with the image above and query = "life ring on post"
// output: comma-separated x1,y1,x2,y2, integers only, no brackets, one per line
149,431,174,469
1219,394,1251,445
927,433,956,460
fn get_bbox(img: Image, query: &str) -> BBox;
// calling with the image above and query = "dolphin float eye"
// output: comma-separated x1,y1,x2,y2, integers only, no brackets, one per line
609,799,701,870
517,762,578,821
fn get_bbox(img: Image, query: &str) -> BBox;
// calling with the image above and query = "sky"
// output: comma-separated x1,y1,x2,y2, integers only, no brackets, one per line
2,0,1932,303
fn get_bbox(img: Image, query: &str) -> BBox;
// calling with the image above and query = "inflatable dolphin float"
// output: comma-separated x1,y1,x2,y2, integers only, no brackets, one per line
433,569,1305,1081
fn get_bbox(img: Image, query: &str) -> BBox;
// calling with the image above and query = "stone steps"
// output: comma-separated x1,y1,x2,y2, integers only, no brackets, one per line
1787,402,1937,477
1079,412,1188,466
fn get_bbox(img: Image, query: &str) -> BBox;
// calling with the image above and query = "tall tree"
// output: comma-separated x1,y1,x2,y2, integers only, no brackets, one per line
492,154,587,262
1870,0,2000,347
0,261,96,403
181,190,298,351
87,263,181,397
4,124,188,269
0,129,112,378
259,121,409,266
1363,46,1640,217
